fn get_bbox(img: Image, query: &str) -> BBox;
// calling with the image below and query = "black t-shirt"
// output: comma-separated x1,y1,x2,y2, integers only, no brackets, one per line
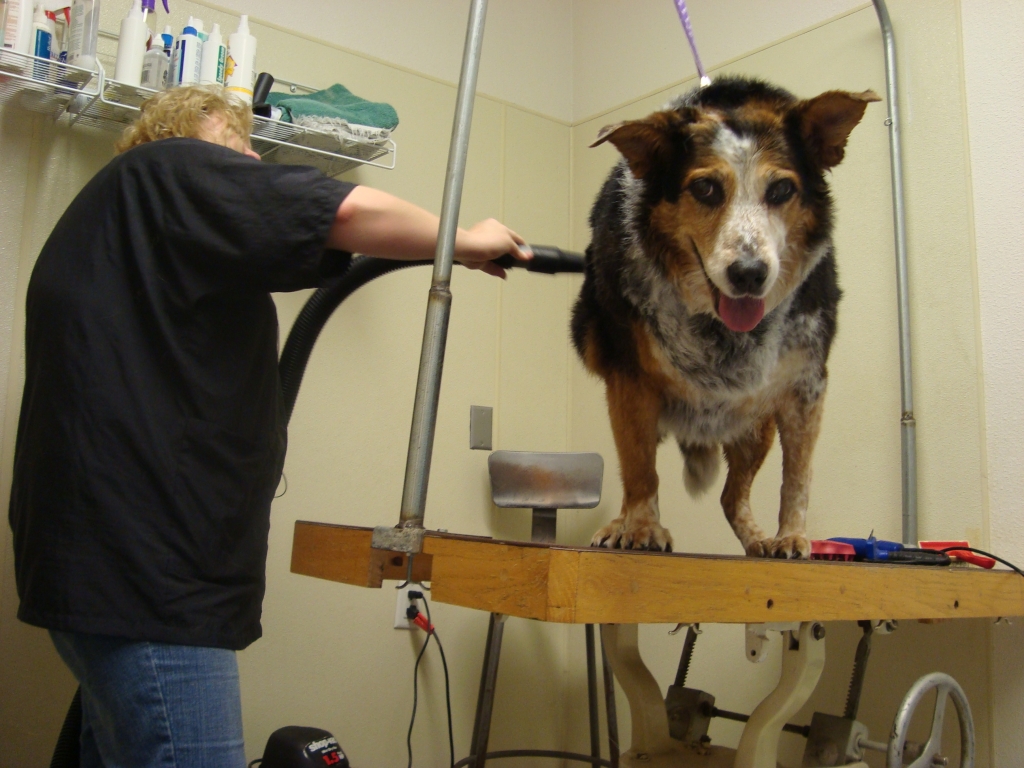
9,138,355,650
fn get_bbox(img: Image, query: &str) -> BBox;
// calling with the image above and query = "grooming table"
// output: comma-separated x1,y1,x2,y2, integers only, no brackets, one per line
291,523,1024,767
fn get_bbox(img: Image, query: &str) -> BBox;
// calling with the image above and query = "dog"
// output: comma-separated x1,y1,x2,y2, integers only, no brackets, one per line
571,77,879,557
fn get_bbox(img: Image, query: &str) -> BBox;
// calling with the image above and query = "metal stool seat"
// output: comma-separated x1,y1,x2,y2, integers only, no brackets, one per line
461,451,619,767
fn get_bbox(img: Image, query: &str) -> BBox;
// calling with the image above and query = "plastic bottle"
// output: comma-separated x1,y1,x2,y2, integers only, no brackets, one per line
193,17,206,43
2,0,34,55
31,3,51,56
68,0,99,72
31,2,51,77
113,0,147,86
225,14,255,104
198,22,224,85
171,17,201,86
140,25,172,90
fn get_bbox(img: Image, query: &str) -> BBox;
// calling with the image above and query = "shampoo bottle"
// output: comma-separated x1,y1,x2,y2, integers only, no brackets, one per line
225,14,255,104
31,3,51,57
2,0,34,55
171,17,201,86
198,22,224,85
113,0,147,85
140,25,172,90
31,2,51,77
68,0,99,72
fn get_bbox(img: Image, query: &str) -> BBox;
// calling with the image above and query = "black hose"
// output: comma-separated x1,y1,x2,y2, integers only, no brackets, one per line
279,246,583,425
279,255,424,424
49,688,81,768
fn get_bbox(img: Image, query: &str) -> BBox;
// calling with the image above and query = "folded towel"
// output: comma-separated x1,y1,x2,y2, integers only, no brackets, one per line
266,84,399,131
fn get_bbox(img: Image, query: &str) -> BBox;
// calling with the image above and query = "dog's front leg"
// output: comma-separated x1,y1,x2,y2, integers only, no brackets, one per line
591,374,672,551
770,385,826,559
722,419,777,556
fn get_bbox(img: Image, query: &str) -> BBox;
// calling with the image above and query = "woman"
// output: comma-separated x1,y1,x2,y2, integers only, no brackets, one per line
9,85,527,767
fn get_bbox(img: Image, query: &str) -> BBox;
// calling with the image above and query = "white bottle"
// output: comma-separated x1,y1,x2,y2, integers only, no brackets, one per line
67,0,99,72
2,0,34,55
31,3,52,57
140,28,170,90
225,14,255,104
171,17,201,86
30,3,51,77
198,22,225,85
113,0,147,86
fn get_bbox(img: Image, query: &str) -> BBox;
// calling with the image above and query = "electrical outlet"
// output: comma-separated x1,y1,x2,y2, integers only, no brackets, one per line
394,589,414,630
469,405,492,450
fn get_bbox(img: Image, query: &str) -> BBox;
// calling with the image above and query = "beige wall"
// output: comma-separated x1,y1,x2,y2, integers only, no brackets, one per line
0,0,1010,766
960,2,1024,766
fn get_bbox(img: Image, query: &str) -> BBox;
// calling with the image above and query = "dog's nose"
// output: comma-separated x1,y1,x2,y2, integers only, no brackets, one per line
726,258,769,295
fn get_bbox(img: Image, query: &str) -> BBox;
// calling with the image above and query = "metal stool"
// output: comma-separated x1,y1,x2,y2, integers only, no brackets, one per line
461,451,619,767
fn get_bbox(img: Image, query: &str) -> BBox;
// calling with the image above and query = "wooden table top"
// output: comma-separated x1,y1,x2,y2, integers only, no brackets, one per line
291,521,1024,624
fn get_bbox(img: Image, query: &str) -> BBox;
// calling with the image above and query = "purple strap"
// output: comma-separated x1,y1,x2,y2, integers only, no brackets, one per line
673,0,710,86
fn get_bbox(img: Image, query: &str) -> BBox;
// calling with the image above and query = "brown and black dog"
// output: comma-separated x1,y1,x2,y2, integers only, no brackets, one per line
571,77,878,557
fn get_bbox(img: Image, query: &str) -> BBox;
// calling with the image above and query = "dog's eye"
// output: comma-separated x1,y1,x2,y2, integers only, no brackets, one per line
689,178,724,207
765,178,797,206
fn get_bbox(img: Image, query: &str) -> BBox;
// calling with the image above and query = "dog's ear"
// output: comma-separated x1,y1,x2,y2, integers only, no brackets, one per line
794,89,881,169
590,111,688,179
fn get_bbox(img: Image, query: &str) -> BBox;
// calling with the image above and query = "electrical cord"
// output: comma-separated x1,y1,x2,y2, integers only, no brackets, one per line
420,594,454,768
406,628,432,768
405,590,454,768
937,546,1024,578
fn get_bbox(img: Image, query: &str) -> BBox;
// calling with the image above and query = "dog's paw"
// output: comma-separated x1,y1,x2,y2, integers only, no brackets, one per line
769,534,810,559
744,535,810,559
744,538,775,557
591,517,674,552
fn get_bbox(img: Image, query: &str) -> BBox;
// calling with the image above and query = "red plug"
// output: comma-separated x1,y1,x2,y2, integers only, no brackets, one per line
406,604,434,633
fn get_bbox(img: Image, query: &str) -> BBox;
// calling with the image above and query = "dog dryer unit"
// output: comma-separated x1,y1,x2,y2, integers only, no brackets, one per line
254,726,349,768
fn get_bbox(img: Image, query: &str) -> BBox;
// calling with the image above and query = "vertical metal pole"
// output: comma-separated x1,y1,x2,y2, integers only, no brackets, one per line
585,625,601,762
471,613,506,768
872,0,917,546
399,0,489,529
600,628,620,768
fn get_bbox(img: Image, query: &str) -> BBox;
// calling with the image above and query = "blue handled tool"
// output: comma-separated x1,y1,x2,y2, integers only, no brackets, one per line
829,532,951,565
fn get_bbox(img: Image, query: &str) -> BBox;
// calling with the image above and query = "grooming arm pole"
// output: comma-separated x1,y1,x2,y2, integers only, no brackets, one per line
393,0,489,540
872,0,917,546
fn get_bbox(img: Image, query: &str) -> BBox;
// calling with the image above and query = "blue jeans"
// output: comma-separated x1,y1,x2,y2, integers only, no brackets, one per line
50,631,246,768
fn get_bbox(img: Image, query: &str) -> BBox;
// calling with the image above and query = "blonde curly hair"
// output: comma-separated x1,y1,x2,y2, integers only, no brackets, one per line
115,86,253,154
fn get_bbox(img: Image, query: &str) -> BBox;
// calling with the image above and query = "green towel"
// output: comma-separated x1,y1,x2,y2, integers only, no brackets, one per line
266,84,399,131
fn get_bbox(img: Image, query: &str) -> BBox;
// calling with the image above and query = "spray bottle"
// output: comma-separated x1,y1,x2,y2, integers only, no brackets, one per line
225,14,255,104
170,16,201,86
113,0,147,85
67,0,99,72
198,21,224,85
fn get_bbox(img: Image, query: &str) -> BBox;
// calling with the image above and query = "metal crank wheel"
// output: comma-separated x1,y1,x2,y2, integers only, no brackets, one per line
887,672,974,768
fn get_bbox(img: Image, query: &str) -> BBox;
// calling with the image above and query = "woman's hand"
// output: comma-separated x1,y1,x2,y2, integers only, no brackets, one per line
455,219,531,279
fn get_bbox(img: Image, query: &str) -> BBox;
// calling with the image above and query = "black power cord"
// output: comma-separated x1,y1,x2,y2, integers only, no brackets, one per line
406,626,433,768
405,590,454,768
937,546,1024,578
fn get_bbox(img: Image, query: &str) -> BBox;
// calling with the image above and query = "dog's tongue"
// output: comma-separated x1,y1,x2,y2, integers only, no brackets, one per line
718,295,765,332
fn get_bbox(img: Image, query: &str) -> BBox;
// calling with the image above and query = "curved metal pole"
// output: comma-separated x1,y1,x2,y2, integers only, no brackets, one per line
396,0,489,532
872,0,917,546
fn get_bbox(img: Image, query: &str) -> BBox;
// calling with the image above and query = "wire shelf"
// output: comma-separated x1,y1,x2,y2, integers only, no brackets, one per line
0,49,96,120
0,52,396,176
